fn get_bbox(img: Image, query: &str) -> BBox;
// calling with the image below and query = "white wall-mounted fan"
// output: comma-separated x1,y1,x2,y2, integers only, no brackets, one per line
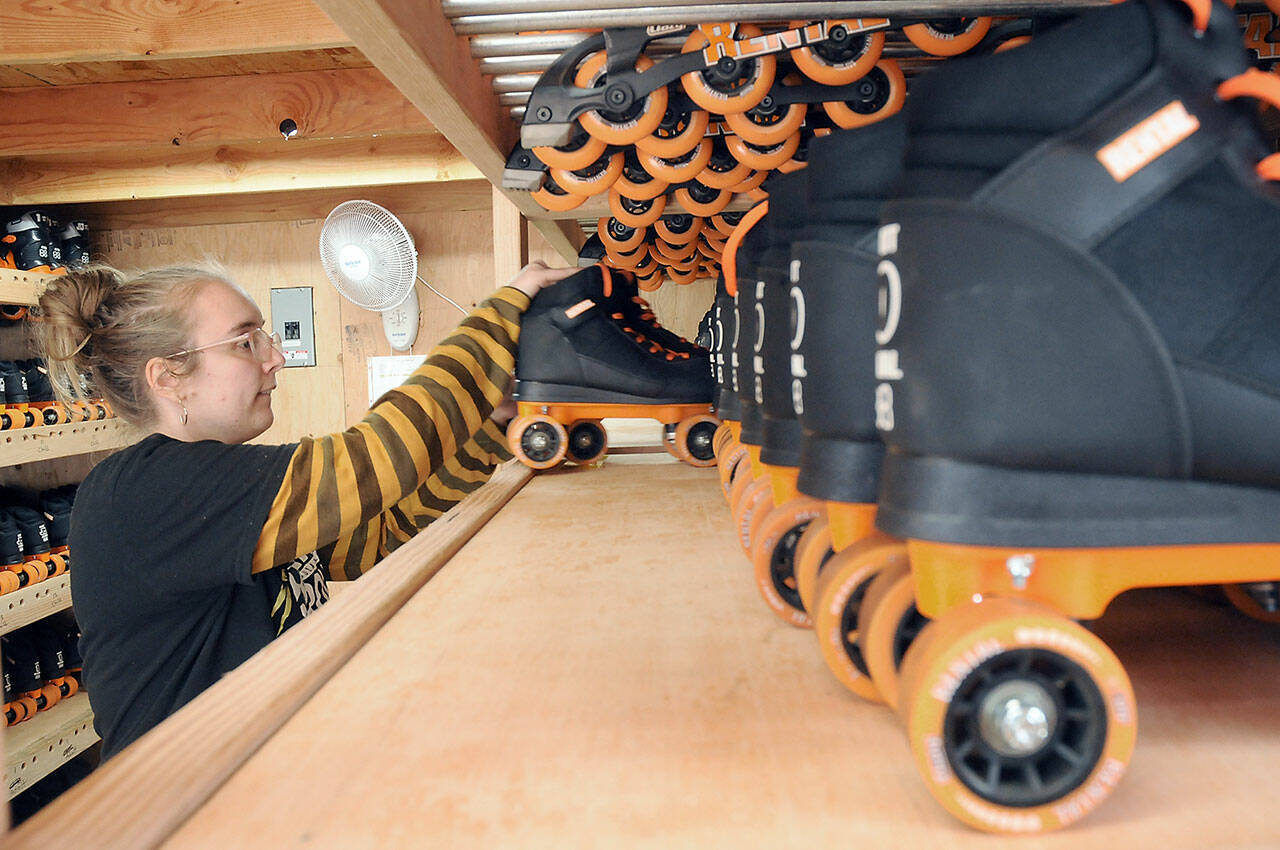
319,200,465,351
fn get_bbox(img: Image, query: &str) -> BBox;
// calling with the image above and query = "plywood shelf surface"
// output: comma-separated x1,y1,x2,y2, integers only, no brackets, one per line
0,418,139,466
157,459,1280,848
0,573,71,638
5,692,96,801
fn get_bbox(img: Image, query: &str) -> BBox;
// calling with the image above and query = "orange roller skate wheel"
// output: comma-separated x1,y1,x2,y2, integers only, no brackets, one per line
532,175,587,212
811,534,901,701
507,414,568,470
551,150,624,197
697,137,753,189
651,242,698,267
733,476,773,554
532,129,608,171
727,465,758,524
823,59,906,130
636,106,711,159
612,150,670,201
0,570,19,594
637,271,663,292
902,18,992,57
565,419,608,465
652,214,704,245
898,598,1136,833
793,511,834,614
672,412,719,467
790,19,886,86
606,243,649,270
673,181,733,217
697,241,723,261
633,250,660,279
859,555,927,710
1222,582,1280,624
639,139,713,184
727,169,767,194
710,212,744,236
575,52,669,146
681,24,777,114
667,266,700,286
725,132,801,171
751,496,826,627
718,444,748,501
608,190,667,229
598,217,647,254
723,86,807,148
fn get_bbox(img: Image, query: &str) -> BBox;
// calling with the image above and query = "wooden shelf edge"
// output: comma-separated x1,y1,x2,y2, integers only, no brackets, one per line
4,692,97,801
0,271,59,308
0,419,140,466
0,574,71,638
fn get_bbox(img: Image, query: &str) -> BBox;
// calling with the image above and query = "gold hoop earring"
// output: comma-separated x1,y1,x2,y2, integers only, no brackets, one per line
180,401,189,426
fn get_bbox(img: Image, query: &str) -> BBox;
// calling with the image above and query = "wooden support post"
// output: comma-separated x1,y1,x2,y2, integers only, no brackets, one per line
492,185,529,285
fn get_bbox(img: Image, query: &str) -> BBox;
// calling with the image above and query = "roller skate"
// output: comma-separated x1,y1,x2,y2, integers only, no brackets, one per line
507,264,717,469
22,360,71,426
0,360,36,429
27,622,78,700
56,220,90,270
721,172,826,629
722,202,776,555
2,634,62,721
0,211,62,275
39,486,75,570
0,507,40,594
707,273,749,502
8,505,67,582
864,0,1280,832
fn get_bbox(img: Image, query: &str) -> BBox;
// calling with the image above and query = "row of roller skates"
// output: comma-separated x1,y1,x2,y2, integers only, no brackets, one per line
1,211,90,278
504,17,1033,288
0,359,114,430
3,612,83,728
505,263,719,470
0,485,76,595
712,0,1280,832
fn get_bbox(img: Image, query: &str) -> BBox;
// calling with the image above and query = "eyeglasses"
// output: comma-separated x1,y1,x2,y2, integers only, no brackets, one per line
169,327,284,362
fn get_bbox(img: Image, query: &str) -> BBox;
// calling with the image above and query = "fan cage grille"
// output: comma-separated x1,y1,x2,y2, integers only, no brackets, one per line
319,200,418,311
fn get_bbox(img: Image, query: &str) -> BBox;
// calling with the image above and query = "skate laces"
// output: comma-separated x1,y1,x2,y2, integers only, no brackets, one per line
1216,68,1280,180
611,311,679,360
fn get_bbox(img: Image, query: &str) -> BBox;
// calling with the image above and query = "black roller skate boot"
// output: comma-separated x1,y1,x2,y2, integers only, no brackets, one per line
709,274,749,501
39,487,74,569
2,634,61,717
724,201,773,553
0,361,35,429
597,265,708,361
8,505,65,583
785,115,913,703
22,360,70,426
0,507,38,594
57,220,90,270
862,0,1280,832
0,212,59,274
745,171,829,628
27,622,78,700
509,265,716,470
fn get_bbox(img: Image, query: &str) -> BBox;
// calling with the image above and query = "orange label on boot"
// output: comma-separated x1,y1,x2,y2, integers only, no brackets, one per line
1096,100,1200,182
564,299,595,319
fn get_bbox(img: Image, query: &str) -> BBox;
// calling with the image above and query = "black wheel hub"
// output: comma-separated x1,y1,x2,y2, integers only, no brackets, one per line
520,421,562,463
944,648,1108,808
685,421,717,460
847,67,890,114
769,520,810,611
567,421,605,462
891,606,930,670
838,574,878,676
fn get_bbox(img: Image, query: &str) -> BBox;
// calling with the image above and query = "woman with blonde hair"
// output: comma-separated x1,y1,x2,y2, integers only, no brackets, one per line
36,260,573,758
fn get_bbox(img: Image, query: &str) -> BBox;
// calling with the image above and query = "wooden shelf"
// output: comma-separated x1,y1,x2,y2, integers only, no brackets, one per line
0,574,71,638
0,270,57,308
5,692,97,800
0,419,139,466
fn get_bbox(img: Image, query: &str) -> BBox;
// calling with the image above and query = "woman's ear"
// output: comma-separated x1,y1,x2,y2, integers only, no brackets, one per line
145,356,182,403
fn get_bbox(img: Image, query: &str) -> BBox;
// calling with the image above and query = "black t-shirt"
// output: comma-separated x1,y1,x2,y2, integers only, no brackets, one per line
70,434,326,758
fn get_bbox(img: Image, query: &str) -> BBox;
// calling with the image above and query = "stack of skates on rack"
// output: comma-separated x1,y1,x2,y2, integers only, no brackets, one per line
507,264,719,470
711,0,1280,833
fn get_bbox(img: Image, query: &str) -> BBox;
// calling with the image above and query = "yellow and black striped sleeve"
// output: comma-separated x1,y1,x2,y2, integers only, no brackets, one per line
320,418,513,580
250,286,530,575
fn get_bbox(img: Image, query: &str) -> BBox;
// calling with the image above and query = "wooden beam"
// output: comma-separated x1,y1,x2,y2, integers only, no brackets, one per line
61,179,496,230
0,134,481,205
491,185,529,285
0,0,350,64
5,461,532,850
309,0,582,261
0,68,432,157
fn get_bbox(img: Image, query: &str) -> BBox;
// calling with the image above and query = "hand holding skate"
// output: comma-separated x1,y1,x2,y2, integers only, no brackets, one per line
505,261,578,299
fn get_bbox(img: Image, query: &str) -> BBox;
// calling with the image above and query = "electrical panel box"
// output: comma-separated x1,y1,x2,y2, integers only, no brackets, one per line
270,287,316,368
